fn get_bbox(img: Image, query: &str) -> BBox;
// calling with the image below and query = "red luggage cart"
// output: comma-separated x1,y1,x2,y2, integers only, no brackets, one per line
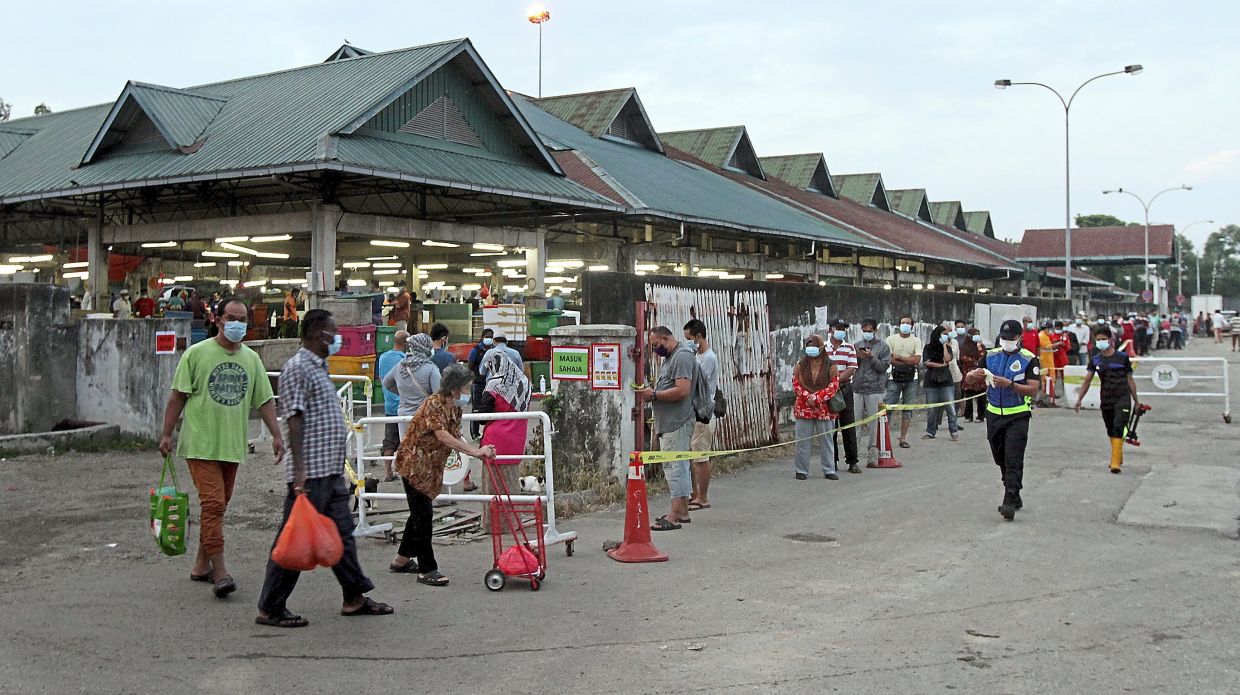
482,456,547,591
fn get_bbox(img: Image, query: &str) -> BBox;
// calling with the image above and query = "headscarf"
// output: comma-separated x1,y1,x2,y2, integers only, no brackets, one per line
400,333,434,378
925,325,947,362
482,351,531,412
794,334,834,391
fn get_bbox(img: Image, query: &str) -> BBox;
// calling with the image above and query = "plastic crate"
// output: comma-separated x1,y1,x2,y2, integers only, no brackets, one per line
524,336,552,361
376,325,397,353
526,361,551,391
327,355,375,379
371,379,387,405
337,324,376,356
527,310,563,337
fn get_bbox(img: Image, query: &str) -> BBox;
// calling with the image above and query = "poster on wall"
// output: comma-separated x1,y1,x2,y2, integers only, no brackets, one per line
551,346,590,380
590,343,621,390
155,331,177,355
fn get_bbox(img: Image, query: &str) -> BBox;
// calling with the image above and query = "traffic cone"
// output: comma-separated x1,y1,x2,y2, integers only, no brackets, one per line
607,452,669,563
1043,368,1057,405
872,407,902,469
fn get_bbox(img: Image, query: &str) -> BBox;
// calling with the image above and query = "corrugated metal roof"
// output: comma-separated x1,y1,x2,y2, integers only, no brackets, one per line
0,125,36,159
0,39,615,209
758,153,835,195
831,173,889,211
964,211,994,237
658,126,743,168
930,201,966,230
1018,225,1175,262
887,189,932,221
530,89,632,138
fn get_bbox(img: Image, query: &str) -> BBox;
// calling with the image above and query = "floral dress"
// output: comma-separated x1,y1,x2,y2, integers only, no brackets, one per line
395,393,462,499
793,370,841,421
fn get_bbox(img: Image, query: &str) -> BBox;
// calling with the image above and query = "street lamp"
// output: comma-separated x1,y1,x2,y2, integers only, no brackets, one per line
527,6,551,98
994,64,1142,309
1181,219,1215,296
1102,185,1192,303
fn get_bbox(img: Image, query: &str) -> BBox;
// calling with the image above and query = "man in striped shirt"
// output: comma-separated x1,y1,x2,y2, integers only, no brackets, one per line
826,318,861,474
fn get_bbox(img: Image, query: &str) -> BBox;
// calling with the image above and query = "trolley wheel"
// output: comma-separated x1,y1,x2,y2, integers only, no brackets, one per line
484,569,506,592
565,541,574,557
1224,414,1232,424
529,577,540,591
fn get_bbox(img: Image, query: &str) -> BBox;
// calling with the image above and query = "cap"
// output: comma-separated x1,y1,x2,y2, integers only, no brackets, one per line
119,288,130,295
1040,319,1053,329
830,318,848,329
999,319,1023,340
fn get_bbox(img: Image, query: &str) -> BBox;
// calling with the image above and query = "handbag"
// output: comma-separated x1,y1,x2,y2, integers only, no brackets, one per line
891,363,916,382
827,390,847,413
149,456,189,557
712,388,728,418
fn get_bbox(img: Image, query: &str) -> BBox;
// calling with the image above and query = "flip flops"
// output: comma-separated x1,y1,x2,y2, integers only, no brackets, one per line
688,501,711,511
651,515,681,531
255,610,308,628
417,570,450,587
341,597,395,616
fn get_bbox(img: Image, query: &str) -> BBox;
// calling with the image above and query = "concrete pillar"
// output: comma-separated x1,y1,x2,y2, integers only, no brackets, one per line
409,262,422,297
309,203,341,310
526,229,547,310
547,324,637,481
87,210,108,312
683,248,696,277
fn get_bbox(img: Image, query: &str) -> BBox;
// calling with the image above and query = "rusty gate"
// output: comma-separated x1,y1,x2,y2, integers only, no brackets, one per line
635,284,778,452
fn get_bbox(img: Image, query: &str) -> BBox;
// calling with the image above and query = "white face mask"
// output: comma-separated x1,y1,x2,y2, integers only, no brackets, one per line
999,338,1019,353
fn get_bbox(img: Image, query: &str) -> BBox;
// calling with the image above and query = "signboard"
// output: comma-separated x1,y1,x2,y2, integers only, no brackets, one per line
590,343,621,390
1141,289,1154,303
1175,294,1186,306
1151,364,1180,390
155,331,177,355
551,346,590,380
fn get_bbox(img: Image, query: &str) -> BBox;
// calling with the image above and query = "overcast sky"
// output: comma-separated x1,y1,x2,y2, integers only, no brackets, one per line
5,1,1235,249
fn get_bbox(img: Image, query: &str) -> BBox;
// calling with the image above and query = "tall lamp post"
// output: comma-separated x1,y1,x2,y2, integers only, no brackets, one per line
528,6,551,98
1102,186,1192,304
1181,219,1215,296
994,65,1142,310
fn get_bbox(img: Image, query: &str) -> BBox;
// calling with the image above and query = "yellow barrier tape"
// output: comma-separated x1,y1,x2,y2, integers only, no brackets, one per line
639,395,978,464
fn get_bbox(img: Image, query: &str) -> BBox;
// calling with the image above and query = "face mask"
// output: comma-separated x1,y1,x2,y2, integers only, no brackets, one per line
482,337,495,347
939,335,950,344
972,335,983,343
326,333,343,356
457,393,471,406
1026,322,1035,330
832,330,847,342
861,331,874,341
222,320,247,343
804,346,821,358
1095,339,1111,351
955,327,966,336
999,338,1019,353
1075,319,1082,326
899,324,912,335
653,344,669,358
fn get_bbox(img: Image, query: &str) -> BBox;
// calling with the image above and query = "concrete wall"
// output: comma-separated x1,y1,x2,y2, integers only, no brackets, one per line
77,318,190,435
0,284,77,434
547,325,636,482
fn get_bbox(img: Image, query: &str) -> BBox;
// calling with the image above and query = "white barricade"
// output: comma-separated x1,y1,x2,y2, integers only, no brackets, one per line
250,372,376,449
350,411,577,553
1130,357,1231,423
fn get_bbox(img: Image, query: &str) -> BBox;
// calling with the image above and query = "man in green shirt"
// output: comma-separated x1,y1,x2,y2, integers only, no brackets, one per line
159,297,284,599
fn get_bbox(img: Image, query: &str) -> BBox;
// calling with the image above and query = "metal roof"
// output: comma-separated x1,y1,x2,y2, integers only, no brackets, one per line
887,189,933,222
964,211,995,238
758,154,836,196
0,39,618,210
1017,225,1176,263
530,88,664,153
831,173,890,211
658,126,765,179
930,201,967,230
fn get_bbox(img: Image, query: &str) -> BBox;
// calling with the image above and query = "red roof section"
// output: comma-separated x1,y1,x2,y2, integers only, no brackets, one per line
1018,225,1175,262
549,150,627,205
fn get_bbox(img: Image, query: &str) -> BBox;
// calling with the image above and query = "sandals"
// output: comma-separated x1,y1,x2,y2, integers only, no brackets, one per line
342,597,395,616
688,501,711,511
417,570,450,587
190,571,213,583
921,434,935,440
388,559,419,574
255,610,309,628
212,575,236,599
899,441,912,449
651,515,681,531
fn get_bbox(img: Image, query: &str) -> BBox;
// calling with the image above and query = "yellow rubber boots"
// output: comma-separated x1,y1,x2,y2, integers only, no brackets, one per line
1109,437,1123,474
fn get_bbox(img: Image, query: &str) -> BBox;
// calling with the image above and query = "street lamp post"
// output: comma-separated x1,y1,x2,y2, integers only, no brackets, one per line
1102,186,1192,305
994,65,1142,310
1180,219,1214,297
527,7,551,98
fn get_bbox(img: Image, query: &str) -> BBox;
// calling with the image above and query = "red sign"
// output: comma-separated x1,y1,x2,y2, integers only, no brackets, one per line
1175,294,1186,306
1140,289,1154,303
155,331,177,355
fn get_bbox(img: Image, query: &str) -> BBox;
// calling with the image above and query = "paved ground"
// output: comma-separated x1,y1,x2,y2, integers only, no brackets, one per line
2,340,1238,694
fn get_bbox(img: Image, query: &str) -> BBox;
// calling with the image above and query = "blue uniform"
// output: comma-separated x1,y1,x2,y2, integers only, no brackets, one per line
984,347,1041,498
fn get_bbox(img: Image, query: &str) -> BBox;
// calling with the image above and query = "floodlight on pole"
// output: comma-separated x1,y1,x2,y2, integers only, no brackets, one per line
528,6,551,98
992,65,1142,310
1102,185,1192,301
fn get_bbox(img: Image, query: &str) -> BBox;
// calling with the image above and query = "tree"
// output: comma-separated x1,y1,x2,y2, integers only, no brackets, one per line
33,103,52,116
0,98,10,122
1075,213,1131,228
1202,225,1240,295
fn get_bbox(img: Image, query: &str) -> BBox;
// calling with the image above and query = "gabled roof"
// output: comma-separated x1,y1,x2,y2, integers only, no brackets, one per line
887,189,933,222
531,88,663,153
0,124,37,159
758,154,836,196
81,81,228,164
658,126,766,180
831,173,890,211
964,211,995,238
1017,225,1175,264
324,44,374,62
930,200,967,231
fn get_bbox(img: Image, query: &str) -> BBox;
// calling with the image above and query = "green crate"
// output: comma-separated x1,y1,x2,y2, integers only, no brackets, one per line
527,361,551,391
431,303,472,321
376,325,397,353
528,310,563,337
371,379,387,405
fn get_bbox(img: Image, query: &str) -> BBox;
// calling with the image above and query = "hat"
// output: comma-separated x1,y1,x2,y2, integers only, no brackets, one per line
830,318,848,329
119,288,130,295
999,319,1023,340
1040,319,1053,329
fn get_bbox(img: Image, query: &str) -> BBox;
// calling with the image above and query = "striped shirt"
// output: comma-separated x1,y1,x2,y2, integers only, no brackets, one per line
825,340,858,382
278,347,348,482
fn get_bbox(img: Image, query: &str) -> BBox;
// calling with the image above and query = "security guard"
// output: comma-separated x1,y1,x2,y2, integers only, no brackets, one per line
967,319,1041,520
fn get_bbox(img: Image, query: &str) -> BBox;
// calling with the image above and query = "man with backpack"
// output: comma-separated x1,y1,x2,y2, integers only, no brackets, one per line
683,319,719,511
635,326,701,531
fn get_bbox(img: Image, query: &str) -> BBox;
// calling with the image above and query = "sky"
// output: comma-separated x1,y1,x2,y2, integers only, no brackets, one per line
4,1,1236,250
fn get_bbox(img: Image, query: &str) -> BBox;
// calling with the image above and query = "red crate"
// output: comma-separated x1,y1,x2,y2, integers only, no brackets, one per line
337,324,376,356
524,337,552,361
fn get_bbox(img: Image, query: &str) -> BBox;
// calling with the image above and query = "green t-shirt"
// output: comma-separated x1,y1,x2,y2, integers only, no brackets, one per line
172,339,274,463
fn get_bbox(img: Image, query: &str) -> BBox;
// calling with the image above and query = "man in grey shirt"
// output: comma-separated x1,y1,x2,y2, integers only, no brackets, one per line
852,318,892,467
479,335,523,377
683,319,719,511
635,325,697,531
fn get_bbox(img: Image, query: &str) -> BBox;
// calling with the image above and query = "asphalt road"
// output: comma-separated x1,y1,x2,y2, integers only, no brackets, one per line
1,340,1238,694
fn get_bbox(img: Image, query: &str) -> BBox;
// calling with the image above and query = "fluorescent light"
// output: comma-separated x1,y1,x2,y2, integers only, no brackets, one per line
723,274,746,280
220,279,238,286
548,259,585,268
765,273,784,280
462,267,485,273
978,287,990,294
461,284,482,291
497,260,527,268
474,272,489,277
372,269,399,275
244,280,266,287
470,252,505,257
366,255,399,261
62,261,89,269
343,262,371,269
384,285,398,293
912,283,924,290
424,281,445,289
227,261,245,267
502,270,526,279
473,243,505,251
926,283,936,290
256,251,289,259
220,242,259,255
173,276,193,282
882,283,892,290
370,240,410,248
62,271,88,279
250,234,291,243
419,263,448,270
202,251,240,258
422,240,459,248
438,285,458,291
1,265,24,274
215,236,249,243
635,270,647,276
193,262,217,268
634,263,660,272
587,265,609,272
9,254,54,262
347,279,368,287
371,262,403,269
503,285,524,292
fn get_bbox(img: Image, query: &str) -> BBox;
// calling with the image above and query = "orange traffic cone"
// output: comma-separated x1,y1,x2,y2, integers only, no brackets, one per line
872,407,902,469
607,452,669,563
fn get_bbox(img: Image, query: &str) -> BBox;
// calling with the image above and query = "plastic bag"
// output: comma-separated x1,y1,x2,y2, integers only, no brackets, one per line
149,456,188,557
497,545,540,577
272,494,340,571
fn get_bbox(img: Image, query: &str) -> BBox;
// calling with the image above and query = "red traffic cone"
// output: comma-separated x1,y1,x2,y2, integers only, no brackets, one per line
607,452,668,563
872,407,902,469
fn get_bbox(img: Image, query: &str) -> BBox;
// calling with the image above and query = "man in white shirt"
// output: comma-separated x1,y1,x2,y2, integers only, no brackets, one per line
1212,311,1226,343
884,315,923,449
112,288,133,319
1068,318,1091,366
684,319,719,510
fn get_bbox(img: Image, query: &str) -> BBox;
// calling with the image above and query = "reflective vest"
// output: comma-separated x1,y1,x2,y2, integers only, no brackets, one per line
985,347,1035,415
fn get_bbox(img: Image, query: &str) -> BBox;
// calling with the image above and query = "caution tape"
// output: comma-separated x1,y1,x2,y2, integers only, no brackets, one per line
639,395,979,464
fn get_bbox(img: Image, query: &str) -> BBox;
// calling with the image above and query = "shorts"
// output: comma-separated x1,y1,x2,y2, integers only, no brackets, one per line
884,380,919,422
658,421,694,499
691,420,716,464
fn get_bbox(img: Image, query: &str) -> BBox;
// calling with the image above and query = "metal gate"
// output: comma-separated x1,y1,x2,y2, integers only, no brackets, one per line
1132,356,1232,423
636,284,778,451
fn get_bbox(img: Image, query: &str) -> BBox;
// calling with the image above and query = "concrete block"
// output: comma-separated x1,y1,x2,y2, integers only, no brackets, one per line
0,424,121,457
549,325,637,482
77,318,187,436
320,297,373,326
0,283,77,435
246,338,302,371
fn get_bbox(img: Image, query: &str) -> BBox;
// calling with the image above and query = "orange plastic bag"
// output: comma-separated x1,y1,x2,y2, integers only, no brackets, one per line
312,504,343,568
272,494,336,571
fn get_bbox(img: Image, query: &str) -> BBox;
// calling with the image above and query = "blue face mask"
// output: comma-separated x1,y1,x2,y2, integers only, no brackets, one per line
222,320,247,343
861,331,875,341
457,392,471,406
939,335,950,344
1026,322,1036,330
972,334,983,343
832,330,847,342
804,346,821,358
326,333,343,356
899,324,912,335
482,337,495,347
955,327,966,336
1095,339,1111,351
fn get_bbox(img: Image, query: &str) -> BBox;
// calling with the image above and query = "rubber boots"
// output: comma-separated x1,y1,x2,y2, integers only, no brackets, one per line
998,489,1017,521
1109,437,1123,474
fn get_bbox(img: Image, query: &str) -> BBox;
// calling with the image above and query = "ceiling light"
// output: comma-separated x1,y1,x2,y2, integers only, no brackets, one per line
503,285,524,292
635,270,647,276
63,261,89,269
926,283,936,290
220,279,238,286
548,259,585,268
419,263,448,270
140,242,177,249
202,251,240,258
461,284,482,291
462,267,485,273
194,262,217,268
254,251,289,259
173,276,193,282
228,261,245,267
384,285,399,293
473,243,505,251
470,252,506,257
912,283,924,290
0,265,24,274
765,273,784,280
366,255,399,261
370,240,410,248
371,262,403,269
587,265,610,272
373,269,399,275
438,285,458,291
723,274,746,280
62,271,88,279
978,287,990,294
220,242,259,255
634,263,660,272
9,254,54,263
343,261,371,269
250,234,292,243
422,240,459,248
498,260,527,268
424,281,446,290
347,279,368,287
215,236,249,243
883,283,892,290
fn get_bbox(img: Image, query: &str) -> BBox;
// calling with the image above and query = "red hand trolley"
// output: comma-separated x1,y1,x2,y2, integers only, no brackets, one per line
482,456,547,591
